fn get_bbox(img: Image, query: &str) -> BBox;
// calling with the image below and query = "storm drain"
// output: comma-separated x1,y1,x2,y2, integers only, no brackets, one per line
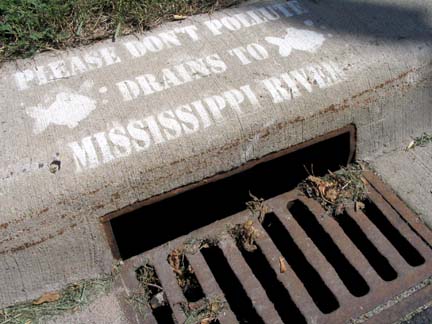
116,170,432,324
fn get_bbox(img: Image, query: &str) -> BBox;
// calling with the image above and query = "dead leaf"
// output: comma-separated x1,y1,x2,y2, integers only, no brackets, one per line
407,140,415,150
173,14,187,20
279,256,287,273
200,319,211,324
355,201,365,211
307,175,324,186
240,220,260,252
168,249,183,275
335,203,345,215
33,292,61,305
25,320,32,324
150,292,167,309
326,188,338,202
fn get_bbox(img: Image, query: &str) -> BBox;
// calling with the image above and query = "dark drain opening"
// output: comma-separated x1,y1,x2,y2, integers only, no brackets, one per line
108,127,354,259
363,200,425,266
288,200,370,297
335,212,398,281
201,246,265,323
136,264,175,323
233,237,307,323
262,213,340,313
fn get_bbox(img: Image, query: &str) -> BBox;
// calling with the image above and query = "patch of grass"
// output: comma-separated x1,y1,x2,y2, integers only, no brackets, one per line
0,0,241,63
135,262,163,302
0,277,112,324
299,163,369,216
407,133,432,150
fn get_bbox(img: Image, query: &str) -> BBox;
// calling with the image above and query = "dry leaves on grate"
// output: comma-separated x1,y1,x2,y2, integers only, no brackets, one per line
246,192,270,222
299,164,368,216
168,249,202,297
230,220,261,252
32,292,61,305
183,297,225,324
168,249,190,288
136,263,164,302
279,256,287,273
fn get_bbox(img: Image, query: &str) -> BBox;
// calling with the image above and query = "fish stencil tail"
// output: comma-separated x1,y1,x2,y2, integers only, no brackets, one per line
265,37,292,57
26,106,50,134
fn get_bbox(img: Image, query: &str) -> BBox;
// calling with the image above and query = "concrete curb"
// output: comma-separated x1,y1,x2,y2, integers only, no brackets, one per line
0,0,431,308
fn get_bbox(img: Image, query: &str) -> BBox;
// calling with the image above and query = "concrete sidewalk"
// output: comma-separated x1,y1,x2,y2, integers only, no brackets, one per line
370,141,432,229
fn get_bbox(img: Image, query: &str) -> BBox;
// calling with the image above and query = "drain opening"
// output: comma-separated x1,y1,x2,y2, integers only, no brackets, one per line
363,200,425,266
288,200,370,297
108,127,354,259
232,230,307,323
335,212,398,281
136,264,174,323
262,213,340,313
201,246,265,323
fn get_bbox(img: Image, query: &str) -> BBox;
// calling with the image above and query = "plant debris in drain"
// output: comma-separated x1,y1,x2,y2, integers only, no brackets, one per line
230,219,261,252
168,248,206,302
246,192,269,222
299,163,368,216
135,263,166,309
182,297,225,324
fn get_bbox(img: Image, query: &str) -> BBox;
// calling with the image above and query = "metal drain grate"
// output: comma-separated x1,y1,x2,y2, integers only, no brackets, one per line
117,170,432,324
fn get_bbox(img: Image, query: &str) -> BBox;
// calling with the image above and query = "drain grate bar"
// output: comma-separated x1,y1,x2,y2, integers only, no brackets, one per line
186,252,238,324
346,207,411,275
119,262,158,324
268,196,355,306
219,236,283,323
363,170,432,245
367,186,432,260
253,220,323,318
152,252,188,323
302,196,383,288
117,170,432,324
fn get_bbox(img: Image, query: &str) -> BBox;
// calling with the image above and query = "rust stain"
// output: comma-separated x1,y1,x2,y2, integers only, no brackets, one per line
88,188,101,195
0,223,78,255
38,207,49,215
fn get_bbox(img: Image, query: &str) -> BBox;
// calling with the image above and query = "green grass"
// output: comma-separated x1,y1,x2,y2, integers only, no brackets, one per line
0,277,112,324
0,0,240,63
412,133,432,148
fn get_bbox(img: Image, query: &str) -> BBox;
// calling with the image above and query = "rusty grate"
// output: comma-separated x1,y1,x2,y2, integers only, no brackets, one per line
116,170,432,323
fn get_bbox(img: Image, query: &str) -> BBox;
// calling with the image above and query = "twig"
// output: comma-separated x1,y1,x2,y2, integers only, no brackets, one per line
142,283,163,291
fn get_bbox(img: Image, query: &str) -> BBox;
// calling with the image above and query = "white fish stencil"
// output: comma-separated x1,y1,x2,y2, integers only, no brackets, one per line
265,28,326,57
26,92,96,134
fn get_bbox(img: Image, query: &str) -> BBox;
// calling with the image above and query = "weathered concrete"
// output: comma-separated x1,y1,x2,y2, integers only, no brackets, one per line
46,290,133,324
0,0,431,308
369,142,432,229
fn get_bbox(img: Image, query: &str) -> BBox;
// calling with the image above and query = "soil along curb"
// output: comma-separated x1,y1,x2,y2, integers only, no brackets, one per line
0,0,431,308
